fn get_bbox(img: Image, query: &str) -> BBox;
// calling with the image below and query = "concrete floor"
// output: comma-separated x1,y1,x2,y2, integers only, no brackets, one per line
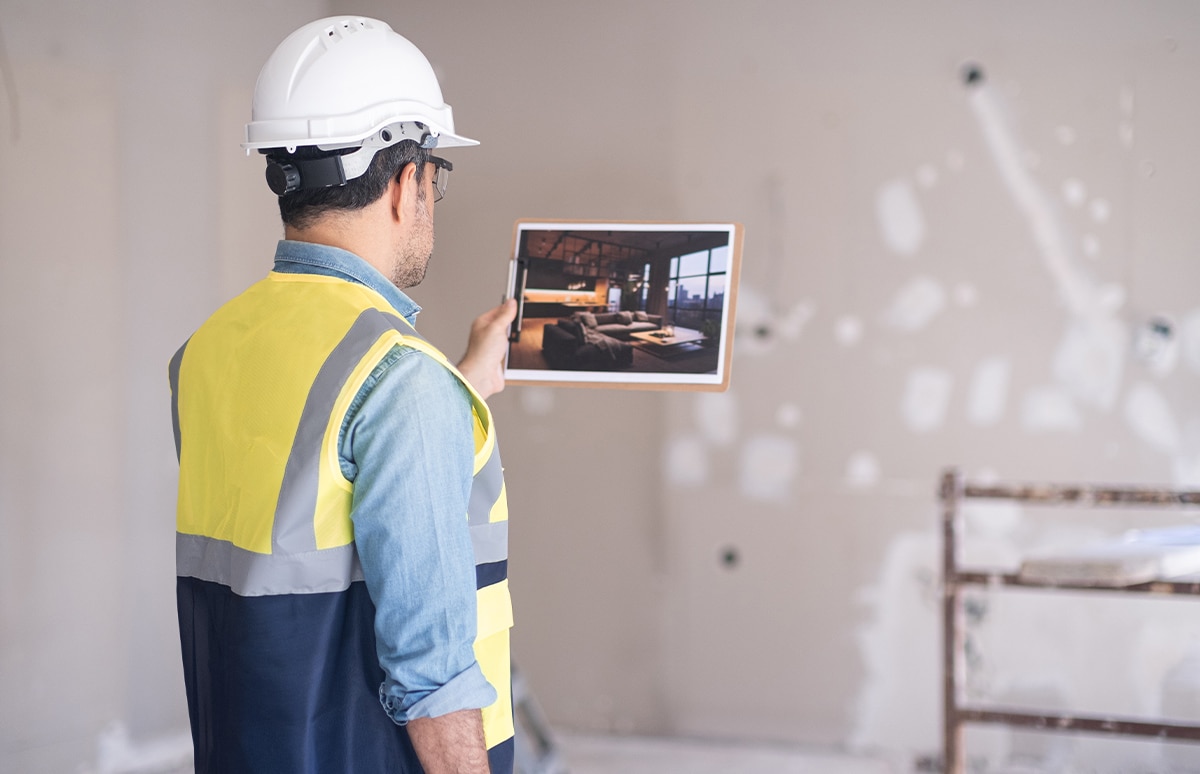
555,733,898,774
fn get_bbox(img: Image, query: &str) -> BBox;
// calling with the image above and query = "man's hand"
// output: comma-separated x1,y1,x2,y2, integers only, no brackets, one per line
457,298,517,400
408,709,491,773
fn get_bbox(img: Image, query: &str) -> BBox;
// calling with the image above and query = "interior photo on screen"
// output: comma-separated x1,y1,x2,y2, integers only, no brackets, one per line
505,221,741,389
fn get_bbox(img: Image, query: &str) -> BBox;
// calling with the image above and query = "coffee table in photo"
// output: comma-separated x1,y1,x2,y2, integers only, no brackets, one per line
629,327,708,357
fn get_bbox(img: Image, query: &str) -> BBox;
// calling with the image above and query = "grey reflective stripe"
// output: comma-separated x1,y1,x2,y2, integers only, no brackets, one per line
273,310,399,554
177,533,363,597
471,520,508,565
169,339,188,463
468,445,504,526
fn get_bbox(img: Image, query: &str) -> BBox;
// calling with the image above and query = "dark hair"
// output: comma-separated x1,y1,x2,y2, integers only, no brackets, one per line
274,140,429,229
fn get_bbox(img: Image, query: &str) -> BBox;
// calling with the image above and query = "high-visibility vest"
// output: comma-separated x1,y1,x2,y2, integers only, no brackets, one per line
170,271,513,773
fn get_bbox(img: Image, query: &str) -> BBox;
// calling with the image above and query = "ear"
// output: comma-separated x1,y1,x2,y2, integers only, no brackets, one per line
389,161,419,225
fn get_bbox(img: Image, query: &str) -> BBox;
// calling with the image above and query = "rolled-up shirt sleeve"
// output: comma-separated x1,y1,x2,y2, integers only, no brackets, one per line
339,343,497,723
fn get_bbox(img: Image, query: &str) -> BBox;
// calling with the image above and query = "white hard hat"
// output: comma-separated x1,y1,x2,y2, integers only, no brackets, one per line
244,16,476,192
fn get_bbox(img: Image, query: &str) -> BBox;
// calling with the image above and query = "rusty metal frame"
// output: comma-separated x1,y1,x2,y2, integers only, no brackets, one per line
940,467,1200,773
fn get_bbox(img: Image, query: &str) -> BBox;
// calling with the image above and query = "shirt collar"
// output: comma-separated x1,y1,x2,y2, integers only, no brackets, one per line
271,239,422,324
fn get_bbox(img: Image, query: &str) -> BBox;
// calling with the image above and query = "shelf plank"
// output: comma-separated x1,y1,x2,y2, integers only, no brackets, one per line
957,705,1200,740
953,570,1200,595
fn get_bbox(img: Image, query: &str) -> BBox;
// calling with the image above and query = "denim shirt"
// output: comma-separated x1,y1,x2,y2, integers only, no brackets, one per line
273,239,498,723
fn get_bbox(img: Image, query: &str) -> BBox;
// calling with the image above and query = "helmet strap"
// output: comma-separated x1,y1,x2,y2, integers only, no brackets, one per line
263,122,436,196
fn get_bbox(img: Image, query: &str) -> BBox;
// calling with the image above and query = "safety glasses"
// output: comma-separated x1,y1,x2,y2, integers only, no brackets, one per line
428,155,452,202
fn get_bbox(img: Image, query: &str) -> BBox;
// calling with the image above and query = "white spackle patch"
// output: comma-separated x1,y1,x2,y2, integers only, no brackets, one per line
777,300,816,340
775,402,802,429
960,499,1026,567
952,283,978,307
963,500,1023,540
881,276,946,332
875,179,926,256
1081,234,1100,258
1055,125,1077,146
519,386,556,415
1180,309,1200,376
1174,455,1200,489
1133,316,1179,377
1120,86,1135,115
946,149,965,172
693,390,738,447
1052,315,1128,412
733,283,776,357
739,435,798,501
1123,381,1181,453
901,368,953,433
845,452,881,489
835,315,864,346
665,435,709,486
1061,178,1087,208
1021,386,1082,431
968,84,1111,319
1119,121,1135,148
967,357,1011,426
916,164,938,188
1089,198,1111,223
96,722,193,774
849,532,941,751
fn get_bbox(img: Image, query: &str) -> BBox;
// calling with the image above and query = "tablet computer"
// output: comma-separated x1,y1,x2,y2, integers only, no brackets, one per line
503,219,742,391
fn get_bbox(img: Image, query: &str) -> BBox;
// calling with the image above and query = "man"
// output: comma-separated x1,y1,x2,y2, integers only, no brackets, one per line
169,16,517,773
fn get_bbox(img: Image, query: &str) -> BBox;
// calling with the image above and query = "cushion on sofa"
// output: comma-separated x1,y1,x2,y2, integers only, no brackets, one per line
633,311,649,322
616,311,633,325
557,318,586,342
576,311,597,328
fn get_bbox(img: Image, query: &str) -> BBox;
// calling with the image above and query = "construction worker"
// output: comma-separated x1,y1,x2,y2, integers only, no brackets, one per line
169,16,516,773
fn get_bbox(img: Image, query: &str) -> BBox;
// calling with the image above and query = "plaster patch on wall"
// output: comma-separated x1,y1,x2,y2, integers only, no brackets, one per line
739,434,797,501
1052,314,1128,412
916,164,939,188
845,452,881,489
901,368,953,433
1061,178,1087,208
775,402,802,429
835,315,864,346
963,500,1023,540
850,531,940,752
733,283,777,356
1055,125,1077,146
1021,386,1082,431
952,283,979,308
519,386,556,416
968,80,1120,324
1089,198,1111,223
1133,316,1179,377
1181,309,1200,376
967,357,1011,426
665,435,709,487
1119,121,1135,148
694,390,738,447
777,300,816,339
881,276,946,332
1123,381,1181,454
1081,234,1100,258
875,178,926,256
92,722,192,774
946,149,965,172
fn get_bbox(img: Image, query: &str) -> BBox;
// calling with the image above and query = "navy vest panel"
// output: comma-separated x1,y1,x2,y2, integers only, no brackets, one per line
178,577,422,773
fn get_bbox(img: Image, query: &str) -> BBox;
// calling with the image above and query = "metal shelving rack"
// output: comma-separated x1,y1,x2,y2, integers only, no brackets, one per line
939,467,1200,773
